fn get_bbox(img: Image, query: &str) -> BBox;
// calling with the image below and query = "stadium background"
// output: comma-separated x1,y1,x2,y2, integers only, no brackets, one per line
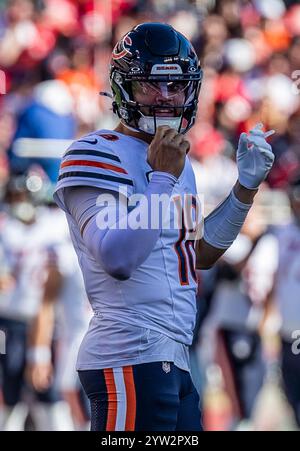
0,0,300,430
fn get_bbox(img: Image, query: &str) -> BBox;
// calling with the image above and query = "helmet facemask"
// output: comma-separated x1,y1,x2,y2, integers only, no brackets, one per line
111,71,202,135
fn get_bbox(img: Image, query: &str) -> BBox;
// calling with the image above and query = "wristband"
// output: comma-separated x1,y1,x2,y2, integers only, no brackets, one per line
203,189,252,250
27,346,51,365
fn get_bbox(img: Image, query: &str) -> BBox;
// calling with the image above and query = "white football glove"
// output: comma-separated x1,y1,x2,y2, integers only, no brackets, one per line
237,123,275,190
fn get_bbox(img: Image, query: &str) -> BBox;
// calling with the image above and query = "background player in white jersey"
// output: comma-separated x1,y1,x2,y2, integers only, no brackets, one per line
264,173,300,428
0,178,73,430
27,232,92,430
54,23,275,431
200,206,278,429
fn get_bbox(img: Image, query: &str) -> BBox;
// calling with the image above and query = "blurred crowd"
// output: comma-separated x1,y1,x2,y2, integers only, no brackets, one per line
1,0,300,431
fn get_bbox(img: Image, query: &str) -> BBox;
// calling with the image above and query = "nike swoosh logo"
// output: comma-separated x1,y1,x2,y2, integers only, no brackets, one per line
78,139,98,145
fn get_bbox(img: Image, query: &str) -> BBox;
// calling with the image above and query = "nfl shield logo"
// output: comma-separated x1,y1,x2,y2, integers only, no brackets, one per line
162,362,171,373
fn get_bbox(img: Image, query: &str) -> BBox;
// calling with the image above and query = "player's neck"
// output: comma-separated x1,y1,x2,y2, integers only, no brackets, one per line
114,122,153,145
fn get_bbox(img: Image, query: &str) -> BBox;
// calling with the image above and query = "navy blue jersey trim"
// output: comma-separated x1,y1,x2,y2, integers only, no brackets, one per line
77,139,98,145
58,171,134,186
64,149,121,162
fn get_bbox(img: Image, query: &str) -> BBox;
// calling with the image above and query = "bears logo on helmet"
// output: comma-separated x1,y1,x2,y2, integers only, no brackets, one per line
112,34,133,60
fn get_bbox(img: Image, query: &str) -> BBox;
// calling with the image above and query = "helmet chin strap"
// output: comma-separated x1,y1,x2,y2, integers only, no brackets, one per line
138,116,182,135
121,121,144,134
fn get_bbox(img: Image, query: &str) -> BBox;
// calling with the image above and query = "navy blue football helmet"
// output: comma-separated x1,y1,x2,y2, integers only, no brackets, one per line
108,23,203,135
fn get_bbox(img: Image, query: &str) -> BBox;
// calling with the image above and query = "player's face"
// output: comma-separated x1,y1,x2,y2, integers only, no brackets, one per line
131,81,189,117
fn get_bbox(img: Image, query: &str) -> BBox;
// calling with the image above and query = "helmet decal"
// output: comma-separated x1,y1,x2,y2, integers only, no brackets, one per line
151,64,183,75
112,34,133,60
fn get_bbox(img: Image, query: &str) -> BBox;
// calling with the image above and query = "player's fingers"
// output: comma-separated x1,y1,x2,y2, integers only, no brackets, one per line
251,145,275,167
247,137,272,152
258,147,274,162
171,133,185,146
237,132,248,156
155,125,172,139
264,129,275,139
251,122,264,132
249,123,265,137
180,139,190,154
249,124,276,140
162,127,180,142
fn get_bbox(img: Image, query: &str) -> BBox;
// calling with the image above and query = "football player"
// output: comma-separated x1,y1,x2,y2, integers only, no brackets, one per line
0,177,72,430
265,173,300,428
26,231,92,431
54,23,275,431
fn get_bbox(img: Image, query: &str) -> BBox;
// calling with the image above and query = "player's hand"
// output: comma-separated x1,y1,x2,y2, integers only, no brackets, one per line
26,363,53,392
148,125,190,179
237,123,275,190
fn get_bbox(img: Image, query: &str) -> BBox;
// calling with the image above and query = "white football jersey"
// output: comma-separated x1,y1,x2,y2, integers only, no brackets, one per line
207,233,278,331
52,238,92,341
37,207,91,338
49,237,92,390
0,213,50,321
273,222,300,339
54,129,202,347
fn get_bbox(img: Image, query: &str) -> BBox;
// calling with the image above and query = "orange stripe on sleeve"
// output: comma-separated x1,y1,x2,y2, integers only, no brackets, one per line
104,368,118,431
61,160,128,174
123,366,136,431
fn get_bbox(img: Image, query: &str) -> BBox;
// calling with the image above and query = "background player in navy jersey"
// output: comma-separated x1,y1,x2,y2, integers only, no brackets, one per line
54,23,275,431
